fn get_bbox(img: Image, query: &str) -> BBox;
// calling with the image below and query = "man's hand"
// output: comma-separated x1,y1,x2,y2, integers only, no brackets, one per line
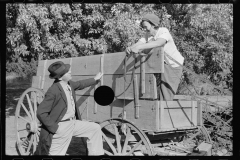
94,72,103,81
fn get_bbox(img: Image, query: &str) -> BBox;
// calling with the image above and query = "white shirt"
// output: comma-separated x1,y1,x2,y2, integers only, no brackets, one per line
59,81,75,120
139,27,184,68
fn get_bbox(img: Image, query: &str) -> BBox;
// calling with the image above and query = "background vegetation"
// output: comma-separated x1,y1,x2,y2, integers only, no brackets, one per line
6,3,232,95
6,4,233,155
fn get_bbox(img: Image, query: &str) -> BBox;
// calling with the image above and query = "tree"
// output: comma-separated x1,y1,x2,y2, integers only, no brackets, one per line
6,4,233,94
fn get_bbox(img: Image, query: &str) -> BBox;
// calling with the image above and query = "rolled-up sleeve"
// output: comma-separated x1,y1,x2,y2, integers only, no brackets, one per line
155,28,171,42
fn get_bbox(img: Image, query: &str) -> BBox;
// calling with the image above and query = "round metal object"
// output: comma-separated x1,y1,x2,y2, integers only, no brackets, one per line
15,87,44,155
100,118,154,156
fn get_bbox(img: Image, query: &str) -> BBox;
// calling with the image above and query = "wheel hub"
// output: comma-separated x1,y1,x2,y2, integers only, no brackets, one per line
26,121,38,133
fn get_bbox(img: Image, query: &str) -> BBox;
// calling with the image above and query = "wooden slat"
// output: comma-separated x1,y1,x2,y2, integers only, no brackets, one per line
156,101,160,131
36,47,164,76
31,74,155,99
197,101,202,126
140,55,146,94
159,101,164,130
100,54,104,86
77,96,157,131
159,101,198,129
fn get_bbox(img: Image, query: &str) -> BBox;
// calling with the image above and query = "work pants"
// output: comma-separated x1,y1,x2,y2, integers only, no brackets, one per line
49,119,104,155
155,63,183,100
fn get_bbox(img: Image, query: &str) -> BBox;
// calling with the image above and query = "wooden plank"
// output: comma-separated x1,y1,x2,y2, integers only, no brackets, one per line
152,75,159,131
159,101,198,130
31,74,155,99
191,100,195,126
36,47,164,76
101,55,104,85
155,101,160,131
140,55,146,94
77,96,157,131
36,58,71,76
133,75,140,119
41,60,48,90
197,101,202,126
159,101,164,130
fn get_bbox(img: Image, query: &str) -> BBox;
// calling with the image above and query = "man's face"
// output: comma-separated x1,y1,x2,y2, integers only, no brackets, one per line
142,21,155,36
61,70,72,82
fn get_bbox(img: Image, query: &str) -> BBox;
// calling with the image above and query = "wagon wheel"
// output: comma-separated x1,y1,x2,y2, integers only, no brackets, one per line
100,118,154,156
15,87,44,155
181,126,212,148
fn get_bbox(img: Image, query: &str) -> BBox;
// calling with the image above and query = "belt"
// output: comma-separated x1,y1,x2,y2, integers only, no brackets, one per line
60,117,76,122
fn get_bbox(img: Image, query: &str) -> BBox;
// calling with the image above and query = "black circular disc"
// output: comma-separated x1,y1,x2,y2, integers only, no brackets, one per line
94,85,115,106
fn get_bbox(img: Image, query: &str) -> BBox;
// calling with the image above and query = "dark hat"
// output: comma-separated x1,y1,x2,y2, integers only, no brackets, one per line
141,13,160,27
48,61,70,79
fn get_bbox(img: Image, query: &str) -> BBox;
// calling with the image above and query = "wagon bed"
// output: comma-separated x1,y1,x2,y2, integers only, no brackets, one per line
15,47,213,156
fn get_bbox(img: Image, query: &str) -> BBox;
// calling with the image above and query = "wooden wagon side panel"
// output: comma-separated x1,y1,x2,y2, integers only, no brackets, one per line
31,74,156,99
158,101,198,131
36,47,164,77
76,95,158,131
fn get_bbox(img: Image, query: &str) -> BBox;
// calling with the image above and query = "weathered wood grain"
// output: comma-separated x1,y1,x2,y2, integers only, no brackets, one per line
158,101,198,130
76,96,158,131
31,74,155,99
75,95,199,131
36,47,164,76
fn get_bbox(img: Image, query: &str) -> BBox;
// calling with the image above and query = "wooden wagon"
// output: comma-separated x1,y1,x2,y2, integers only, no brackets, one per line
15,47,212,156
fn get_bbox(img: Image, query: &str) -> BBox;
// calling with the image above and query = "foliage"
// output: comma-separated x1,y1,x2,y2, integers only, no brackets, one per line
6,3,233,155
6,3,232,93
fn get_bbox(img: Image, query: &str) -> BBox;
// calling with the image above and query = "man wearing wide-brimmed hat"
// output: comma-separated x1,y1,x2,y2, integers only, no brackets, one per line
126,13,184,101
35,61,104,155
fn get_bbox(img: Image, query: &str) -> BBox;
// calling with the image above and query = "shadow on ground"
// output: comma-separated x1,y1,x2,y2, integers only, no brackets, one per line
6,78,32,116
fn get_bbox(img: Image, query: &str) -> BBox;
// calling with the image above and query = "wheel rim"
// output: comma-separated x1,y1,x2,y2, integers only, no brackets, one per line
100,118,154,156
15,88,44,155
181,126,212,148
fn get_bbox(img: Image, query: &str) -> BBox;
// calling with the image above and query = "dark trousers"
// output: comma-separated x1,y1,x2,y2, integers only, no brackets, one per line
155,63,183,101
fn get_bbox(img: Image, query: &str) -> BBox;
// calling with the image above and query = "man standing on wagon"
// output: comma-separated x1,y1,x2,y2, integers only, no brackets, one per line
35,61,104,155
126,13,184,100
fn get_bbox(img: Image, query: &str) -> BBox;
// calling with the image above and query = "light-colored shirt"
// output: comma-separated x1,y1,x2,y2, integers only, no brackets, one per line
139,27,184,68
59,81,75,120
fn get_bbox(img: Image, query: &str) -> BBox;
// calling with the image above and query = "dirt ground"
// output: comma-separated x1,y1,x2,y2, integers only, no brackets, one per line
5,115,88,155
5,78,88,155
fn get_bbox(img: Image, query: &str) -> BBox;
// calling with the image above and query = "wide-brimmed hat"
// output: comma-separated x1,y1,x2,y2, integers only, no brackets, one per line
141,13,160,27
48,61,70,79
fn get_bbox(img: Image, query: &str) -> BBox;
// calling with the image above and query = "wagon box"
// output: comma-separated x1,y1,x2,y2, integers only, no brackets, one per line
15,47,212,156
77,96,202,132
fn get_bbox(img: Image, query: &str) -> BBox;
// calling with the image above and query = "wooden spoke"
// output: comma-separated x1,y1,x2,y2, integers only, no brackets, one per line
33,92,37,121
15,88,45,155
104,149,113,155
33,133,37,153
36,133,39,143
26,94,34,121
185,130,201,142
100,118,154,156
102,132,117,155
18,128,27,132
113,124,121,153
21,103,33,121
26,134,33,154
127,140,143,155
122,126,131,154
18,115,31,123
